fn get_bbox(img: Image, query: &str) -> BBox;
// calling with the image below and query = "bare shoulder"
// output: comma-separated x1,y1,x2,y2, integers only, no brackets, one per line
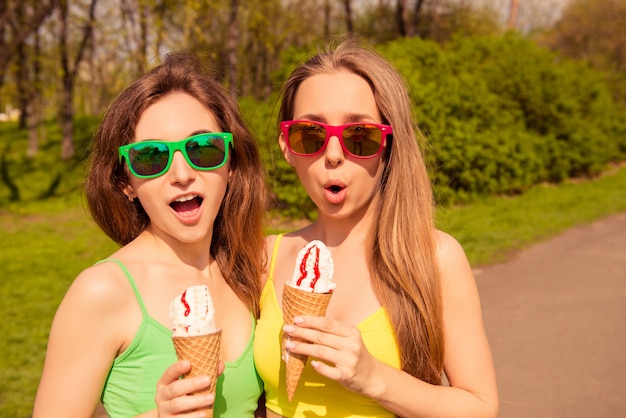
268,227,312,256
62,260,132,316
264,234,279,253
46,259,138,360
433,229,476,290
434,230,468,263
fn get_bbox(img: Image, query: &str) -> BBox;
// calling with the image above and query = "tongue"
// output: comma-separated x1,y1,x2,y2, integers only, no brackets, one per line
171,198,200,213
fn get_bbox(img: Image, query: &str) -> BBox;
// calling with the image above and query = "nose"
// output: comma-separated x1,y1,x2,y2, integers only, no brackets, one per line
168,150,196,184
324,135,344,167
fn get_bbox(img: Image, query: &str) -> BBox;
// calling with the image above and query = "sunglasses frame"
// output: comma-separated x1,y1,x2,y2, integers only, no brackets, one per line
118,132,233,179
280,120,392,159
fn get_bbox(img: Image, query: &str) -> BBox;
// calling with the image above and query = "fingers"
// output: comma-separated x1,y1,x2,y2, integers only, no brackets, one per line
283,316,358,349
288,315,352,335
283,316,376,394
283,317,361,362
158,360,192,385
155,360,215,416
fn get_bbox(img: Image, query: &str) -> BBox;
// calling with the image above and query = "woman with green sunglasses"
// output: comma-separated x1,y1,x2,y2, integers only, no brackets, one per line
33,52,268,417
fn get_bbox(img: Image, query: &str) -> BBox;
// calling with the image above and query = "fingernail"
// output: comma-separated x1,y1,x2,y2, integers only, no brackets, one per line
285,340,295,349
283,324,295,333
294,316,304,324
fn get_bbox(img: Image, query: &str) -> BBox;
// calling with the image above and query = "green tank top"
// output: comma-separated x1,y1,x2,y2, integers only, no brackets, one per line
99,259,263,417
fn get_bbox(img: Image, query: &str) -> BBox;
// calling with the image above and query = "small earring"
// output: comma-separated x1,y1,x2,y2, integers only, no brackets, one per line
128,194,135,202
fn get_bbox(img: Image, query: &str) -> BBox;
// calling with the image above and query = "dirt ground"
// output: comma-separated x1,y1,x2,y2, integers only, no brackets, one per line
475,212,626,417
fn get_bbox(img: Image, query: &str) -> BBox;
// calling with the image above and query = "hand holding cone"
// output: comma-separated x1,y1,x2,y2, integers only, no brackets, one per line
172,332,221,417
281,240,335,401
282,285,332,401
170,285,221,417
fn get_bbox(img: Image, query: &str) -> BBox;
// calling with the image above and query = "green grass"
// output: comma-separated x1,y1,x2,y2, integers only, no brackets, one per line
2,116,626,416
0,199,119,417
437,164,626,266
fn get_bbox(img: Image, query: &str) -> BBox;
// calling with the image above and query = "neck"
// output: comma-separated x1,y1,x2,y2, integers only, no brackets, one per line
136,228,213,270
309,203,377,249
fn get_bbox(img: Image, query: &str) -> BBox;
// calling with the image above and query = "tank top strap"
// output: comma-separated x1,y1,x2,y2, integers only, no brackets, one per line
267,234,283,284
95,258,148,316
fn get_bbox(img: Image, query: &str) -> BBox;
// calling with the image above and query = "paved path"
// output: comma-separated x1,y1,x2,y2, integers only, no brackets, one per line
474,212,626,417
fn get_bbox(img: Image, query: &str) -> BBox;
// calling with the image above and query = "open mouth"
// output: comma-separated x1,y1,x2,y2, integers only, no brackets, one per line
328,185,343,194
170,194,203,212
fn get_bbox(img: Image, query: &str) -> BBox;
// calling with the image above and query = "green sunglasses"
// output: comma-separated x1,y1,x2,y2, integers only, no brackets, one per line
118,132,233,179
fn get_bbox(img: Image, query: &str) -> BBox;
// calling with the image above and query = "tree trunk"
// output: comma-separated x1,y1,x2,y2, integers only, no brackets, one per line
430,0,441,41
412,0,426,37
16,40,29,130
343,0,353,32
0,1,55,94
27,101,39,158
27,29,43,158
324,0,331,37
396,0,408,37
58,0,98,160
226,0,239,99
508,0,520,30
138,1,149,75
58,0,75,160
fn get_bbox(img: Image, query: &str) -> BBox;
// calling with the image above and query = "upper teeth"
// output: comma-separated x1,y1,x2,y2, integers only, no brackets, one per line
175,194,196,203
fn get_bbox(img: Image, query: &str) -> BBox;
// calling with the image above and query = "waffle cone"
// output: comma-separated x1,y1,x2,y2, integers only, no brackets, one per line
172,330,222,418
282,285,332,401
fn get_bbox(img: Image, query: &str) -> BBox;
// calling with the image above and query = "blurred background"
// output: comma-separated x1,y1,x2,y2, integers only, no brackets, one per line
1,0,625,416
1,0,625,214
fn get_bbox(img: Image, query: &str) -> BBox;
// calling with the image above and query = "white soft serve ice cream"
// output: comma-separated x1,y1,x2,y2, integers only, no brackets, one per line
287,240,335,293
169,284,217,337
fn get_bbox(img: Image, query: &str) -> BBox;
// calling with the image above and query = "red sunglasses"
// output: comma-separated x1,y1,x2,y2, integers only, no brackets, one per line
280,120,392,159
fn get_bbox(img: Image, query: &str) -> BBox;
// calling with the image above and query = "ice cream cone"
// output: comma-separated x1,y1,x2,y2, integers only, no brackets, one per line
172,330,222,418
282,284,332,401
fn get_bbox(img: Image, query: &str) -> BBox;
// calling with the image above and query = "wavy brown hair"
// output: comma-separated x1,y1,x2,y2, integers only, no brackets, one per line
85,52,268,316
277,37,444,383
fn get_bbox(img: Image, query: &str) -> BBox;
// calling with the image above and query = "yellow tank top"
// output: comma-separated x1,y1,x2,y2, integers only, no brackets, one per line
253,235,401,417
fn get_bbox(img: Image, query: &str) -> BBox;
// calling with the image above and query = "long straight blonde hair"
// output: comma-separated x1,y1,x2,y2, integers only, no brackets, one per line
278,37,444,383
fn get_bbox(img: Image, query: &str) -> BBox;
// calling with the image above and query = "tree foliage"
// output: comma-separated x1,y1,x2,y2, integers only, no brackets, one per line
537,0,626,103
253,34,626,211
1,0,626,211
381,34,626,204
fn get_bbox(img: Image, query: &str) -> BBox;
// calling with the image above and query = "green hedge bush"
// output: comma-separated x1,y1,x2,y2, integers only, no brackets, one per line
380,34,626,205
2,34,625,217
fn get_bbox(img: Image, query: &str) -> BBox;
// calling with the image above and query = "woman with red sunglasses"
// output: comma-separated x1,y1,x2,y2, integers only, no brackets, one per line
33,52,267,417
252,37,499,417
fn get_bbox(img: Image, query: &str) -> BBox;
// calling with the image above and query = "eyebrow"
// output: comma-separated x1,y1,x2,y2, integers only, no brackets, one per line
188,129,220,137
295,113,378,124
135,129,218,142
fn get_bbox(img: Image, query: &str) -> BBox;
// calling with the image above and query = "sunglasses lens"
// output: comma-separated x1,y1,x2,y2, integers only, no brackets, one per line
286,122,385,157
128,142,169,177
288,122,327,155
342,125,383,157
186,135,227,168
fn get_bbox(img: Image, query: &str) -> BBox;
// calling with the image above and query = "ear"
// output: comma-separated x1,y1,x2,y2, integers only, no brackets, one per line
278,132,295,167
123,185,136,202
